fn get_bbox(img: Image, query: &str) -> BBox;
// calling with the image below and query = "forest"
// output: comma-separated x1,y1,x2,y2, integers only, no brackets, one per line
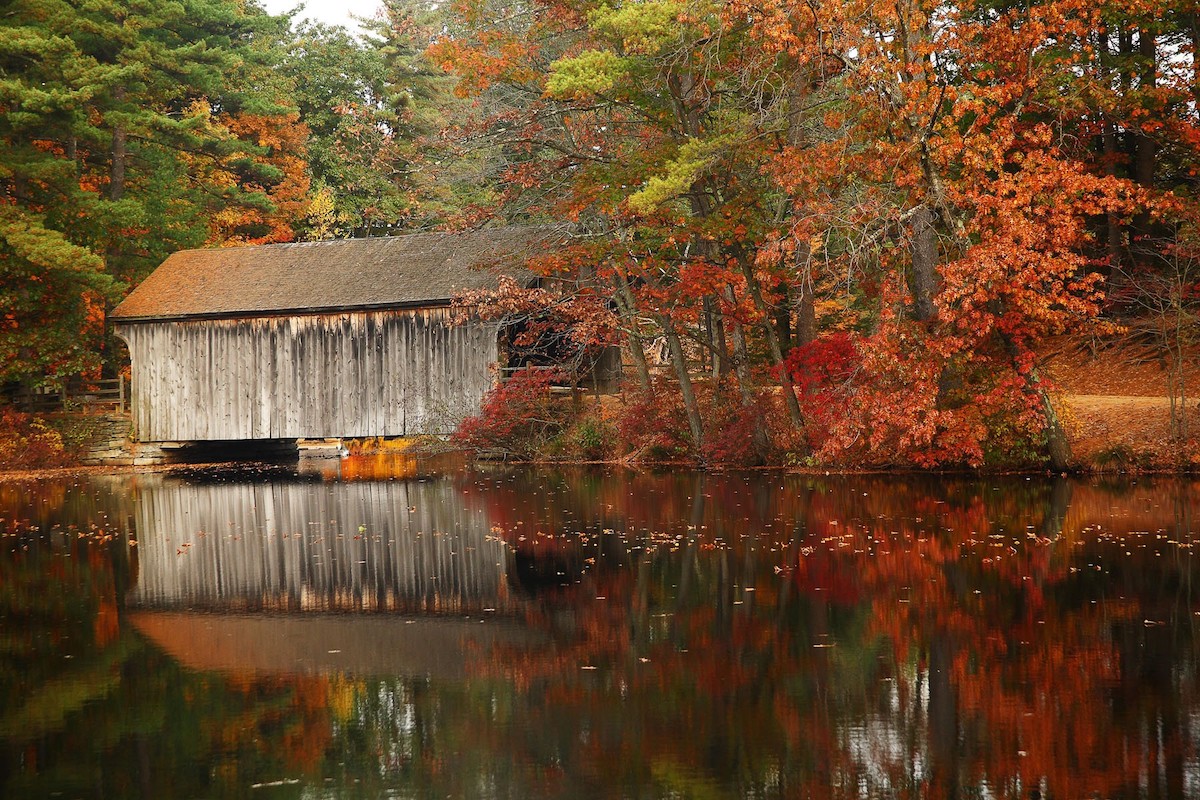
1,0,1198,469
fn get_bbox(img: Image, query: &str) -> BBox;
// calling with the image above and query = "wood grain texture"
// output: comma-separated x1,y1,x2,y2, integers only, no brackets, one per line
115,308,498,442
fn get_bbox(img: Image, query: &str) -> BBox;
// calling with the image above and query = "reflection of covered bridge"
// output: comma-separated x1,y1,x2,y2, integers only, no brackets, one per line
127,476,511,613
111,227,569,444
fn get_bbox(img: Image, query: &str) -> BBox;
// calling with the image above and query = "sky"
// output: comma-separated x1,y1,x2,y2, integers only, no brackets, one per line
259,0,385,34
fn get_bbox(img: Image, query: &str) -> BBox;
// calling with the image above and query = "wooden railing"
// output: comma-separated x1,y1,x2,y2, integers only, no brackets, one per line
9,377,126,413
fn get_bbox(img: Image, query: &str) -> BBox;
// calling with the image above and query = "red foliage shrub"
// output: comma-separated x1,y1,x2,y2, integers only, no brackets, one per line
617,377,691,460
695,382,776,467
618,377,794,467
783,332,860,397
0,408,71,470
452,367,566,458
781,333,863,451
800,323,1048,469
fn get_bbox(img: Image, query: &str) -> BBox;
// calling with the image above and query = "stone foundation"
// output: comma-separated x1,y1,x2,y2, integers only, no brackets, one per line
77,415,189,466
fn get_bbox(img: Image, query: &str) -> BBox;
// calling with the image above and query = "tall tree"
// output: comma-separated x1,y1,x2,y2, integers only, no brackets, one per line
431,0,1175,467
431,0,843,459
283,21,409,238
0,0,306,385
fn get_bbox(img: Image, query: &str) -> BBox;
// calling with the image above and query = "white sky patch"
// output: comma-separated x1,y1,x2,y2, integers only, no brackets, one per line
259,0,385,35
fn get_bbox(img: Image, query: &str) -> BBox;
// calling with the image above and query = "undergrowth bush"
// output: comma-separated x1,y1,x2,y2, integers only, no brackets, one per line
49,414,110,455
694,382,777,467
0,408,72,470
452,368,567,459
618,377,691,461
780,330,1066,469
780,333,861,453
618,377,795,467
568,415,616,461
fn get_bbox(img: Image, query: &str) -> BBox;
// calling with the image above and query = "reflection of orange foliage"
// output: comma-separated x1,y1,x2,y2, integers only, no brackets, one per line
281,676,334,773
0,482,67,519
458,471,1200,797
339,453,419,481
92,595,119,646
334,452,469,482
217,672,333,775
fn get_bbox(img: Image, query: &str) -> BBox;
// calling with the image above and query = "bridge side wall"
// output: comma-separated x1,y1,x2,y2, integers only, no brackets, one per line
116,307,498,442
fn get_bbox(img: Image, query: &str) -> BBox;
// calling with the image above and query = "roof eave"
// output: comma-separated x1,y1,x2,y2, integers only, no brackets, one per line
110,297,459,325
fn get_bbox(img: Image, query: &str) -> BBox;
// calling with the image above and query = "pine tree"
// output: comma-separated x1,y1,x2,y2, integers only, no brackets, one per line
0,0,306,384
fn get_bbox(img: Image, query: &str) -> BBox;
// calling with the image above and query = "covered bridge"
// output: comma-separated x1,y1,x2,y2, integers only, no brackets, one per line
111,226,567,444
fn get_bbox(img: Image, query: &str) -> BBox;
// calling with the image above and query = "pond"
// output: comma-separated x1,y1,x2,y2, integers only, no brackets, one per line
1,458,1199,798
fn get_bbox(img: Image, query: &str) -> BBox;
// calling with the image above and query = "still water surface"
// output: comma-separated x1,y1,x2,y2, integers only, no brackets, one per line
2,459,1199,798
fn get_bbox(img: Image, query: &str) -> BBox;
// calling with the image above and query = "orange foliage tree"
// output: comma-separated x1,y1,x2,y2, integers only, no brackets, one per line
206,112,312,246
431,0,1195,467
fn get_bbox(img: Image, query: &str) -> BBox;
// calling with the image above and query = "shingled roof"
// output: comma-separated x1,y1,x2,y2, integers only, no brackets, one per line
111,225,567,322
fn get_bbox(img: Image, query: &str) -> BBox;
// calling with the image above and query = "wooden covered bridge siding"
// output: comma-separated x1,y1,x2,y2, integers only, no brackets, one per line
116,307,498,442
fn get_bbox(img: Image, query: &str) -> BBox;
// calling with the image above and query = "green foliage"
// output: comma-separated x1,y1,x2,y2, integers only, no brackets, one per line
546,50,626,98
980,412,1050,470
567,413,617,460
47,413,116,456
627,135,736,214
0,0,300,384
587,0,691,54
0,206,116,382
283,22,405,238
284,0,482,238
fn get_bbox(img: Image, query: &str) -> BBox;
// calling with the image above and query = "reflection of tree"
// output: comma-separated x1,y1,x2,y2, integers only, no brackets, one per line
0,517,339,798
0,518,134,730
459,471,1200,798
4,474,1200,798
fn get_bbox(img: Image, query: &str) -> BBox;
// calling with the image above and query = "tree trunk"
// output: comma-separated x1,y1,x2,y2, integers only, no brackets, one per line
722,284,770,462
67,135,80,182
1192,14,1200,109
110,87,127,201
1038,379,1071,471
1131,29,1157,242
1000,331,1071,469
796,284,816,346
1098,26,1124,273
1169,286,1188,446
722,286,756,402
907,205,938,321
658,315,704,456
774,282,792,354
703,295,729,379
613,272,653,392
1133,28,1157,191
736,257,804,429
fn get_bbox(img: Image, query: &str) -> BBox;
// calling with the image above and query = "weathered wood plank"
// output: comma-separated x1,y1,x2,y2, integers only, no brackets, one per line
114,308,499,442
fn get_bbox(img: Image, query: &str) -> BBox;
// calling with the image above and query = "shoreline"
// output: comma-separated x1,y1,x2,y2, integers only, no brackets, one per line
2,454,1195,484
